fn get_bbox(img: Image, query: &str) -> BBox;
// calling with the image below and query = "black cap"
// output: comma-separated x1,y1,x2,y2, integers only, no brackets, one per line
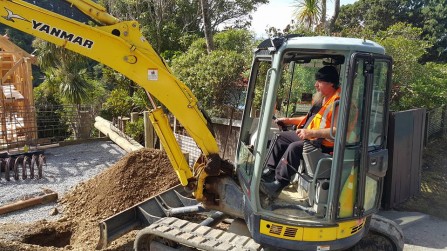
315,66,339,89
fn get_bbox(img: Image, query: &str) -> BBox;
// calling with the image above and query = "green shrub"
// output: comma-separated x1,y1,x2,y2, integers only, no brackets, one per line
125,117,144,144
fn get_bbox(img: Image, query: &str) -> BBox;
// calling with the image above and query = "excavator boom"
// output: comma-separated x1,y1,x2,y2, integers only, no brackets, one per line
0,0,220,191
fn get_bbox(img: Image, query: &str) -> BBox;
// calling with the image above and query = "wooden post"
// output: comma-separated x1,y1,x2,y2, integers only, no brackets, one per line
121,117,130,132
143,111,154,148
130,112,139,123
0,192,58,215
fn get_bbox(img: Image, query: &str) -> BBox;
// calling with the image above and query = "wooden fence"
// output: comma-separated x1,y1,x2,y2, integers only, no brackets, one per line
382,109,426,209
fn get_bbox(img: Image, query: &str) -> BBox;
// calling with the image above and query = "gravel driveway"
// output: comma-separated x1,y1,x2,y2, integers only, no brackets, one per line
0,140,126,223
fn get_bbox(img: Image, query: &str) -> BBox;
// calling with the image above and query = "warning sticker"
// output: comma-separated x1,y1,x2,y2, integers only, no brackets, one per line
148,68,158,81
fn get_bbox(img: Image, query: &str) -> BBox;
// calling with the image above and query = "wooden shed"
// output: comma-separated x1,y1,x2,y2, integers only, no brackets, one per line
0,35,37,150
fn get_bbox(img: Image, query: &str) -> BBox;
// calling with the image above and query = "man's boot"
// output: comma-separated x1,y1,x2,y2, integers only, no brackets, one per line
260,179,289,198
261,166,275,182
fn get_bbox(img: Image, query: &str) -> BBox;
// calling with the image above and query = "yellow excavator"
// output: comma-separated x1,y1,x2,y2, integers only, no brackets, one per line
0,1,404,250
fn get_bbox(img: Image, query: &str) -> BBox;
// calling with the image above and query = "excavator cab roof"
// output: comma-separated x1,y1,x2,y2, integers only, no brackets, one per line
256,35,386,56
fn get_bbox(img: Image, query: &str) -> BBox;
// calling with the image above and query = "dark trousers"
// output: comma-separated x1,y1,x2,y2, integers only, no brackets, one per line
266,131,332,184
266,131,303,184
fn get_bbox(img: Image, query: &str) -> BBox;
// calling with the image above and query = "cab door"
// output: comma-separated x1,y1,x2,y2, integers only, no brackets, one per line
332,53,393,219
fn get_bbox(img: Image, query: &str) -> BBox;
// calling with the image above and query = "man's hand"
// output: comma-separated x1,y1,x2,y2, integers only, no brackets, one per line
296,129,314,140
297,128,333,140
275,118,288,127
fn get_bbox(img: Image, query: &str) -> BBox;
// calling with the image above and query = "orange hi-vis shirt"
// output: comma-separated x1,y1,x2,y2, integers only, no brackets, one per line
307,88,341,148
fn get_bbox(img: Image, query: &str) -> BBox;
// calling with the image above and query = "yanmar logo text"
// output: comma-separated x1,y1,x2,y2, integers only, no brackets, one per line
32,20,94,49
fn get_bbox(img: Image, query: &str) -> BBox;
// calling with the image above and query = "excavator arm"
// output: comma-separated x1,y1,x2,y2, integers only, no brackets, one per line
0,0,223,198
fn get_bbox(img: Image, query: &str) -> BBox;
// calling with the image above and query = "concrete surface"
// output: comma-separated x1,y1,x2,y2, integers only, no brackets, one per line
379,210,447,250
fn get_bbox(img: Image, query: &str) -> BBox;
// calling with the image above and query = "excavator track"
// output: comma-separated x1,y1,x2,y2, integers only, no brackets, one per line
134,217,261,251
350,214,404,251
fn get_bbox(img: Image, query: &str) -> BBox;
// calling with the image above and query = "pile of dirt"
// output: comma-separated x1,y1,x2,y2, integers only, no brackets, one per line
0,148,179,250
62,147,179,221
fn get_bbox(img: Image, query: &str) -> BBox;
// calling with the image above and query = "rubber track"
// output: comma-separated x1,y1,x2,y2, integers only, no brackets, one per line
146,217,261,251
351,214,404,251
370,214,405,250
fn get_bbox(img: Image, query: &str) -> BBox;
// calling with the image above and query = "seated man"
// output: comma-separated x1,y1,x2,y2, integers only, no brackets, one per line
261,65,341,198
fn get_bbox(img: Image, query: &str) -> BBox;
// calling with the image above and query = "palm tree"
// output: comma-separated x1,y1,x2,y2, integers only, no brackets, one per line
33,39,95,139
33,39,92,105
293,0,321,31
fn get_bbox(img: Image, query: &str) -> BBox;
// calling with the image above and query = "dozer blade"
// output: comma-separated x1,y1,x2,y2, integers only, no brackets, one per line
96,185,205,249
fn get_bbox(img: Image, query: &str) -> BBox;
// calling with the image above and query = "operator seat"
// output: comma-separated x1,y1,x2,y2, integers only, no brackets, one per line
298,140,333,215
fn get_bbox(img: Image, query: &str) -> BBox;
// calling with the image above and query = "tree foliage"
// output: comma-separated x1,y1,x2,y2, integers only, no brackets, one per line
32,39,103,105
102,89,133,119
171,29,254,117
101,0,201,54
375,23,432,110
396,62,447,110
332,1,447,110
96,65,150,120
101,0,266,55
335,0,447,63
334,22,446,110
289,0,340,35
293,0,321,31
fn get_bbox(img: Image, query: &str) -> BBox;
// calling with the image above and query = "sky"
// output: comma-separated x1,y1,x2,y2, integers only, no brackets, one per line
250,0,358,38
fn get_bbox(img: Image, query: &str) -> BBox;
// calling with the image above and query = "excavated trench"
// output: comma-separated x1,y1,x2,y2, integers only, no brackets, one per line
0,147,180,250
22,223,73,248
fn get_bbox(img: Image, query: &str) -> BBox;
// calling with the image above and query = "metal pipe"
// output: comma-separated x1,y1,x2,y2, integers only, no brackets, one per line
165,205,206,216
200,211,226,227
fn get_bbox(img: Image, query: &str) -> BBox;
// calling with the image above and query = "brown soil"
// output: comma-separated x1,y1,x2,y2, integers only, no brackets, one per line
0,148,179,251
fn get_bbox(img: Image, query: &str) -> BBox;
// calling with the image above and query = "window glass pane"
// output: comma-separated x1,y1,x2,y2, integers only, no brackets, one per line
338,59,364,218
368,61,388,147
364,175,378,211
237,59,271,179
237,143,255,181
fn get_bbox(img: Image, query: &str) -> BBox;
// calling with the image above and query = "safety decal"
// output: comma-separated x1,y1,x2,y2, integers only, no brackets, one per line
148,68,158,81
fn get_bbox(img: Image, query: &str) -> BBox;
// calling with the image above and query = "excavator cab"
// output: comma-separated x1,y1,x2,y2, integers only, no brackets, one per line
236,36,395,250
